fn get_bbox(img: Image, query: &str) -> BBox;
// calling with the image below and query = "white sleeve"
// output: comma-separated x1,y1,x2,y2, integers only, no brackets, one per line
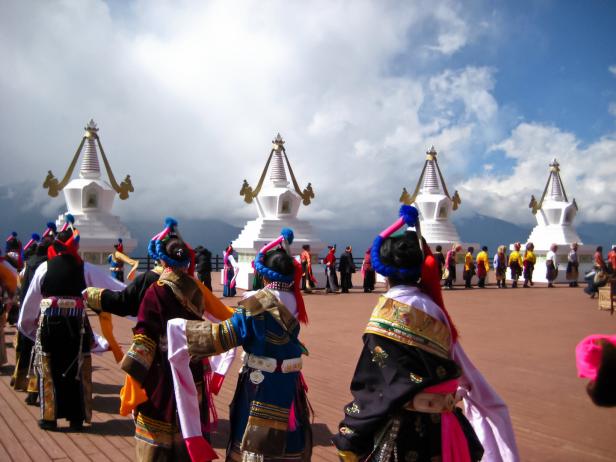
228,254,238,270
84,262,127,290
17,262,47,341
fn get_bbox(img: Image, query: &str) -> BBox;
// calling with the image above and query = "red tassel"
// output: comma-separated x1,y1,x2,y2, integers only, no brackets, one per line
419,243,458,342
293,259,308,324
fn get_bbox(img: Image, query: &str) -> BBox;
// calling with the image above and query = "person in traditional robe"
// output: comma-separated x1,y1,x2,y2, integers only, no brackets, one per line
361,248,376,293
339,245,356,293
166,228,312,462
508,243,523,288
566,243,579,287
494,245,508,288
545,244,558,288
119,218,233,462
107,238,125,281
576,335,616,407
0,250,19,367
18,216,124,431
332,205,519,462
475,246,489,288
523,242,536,288
300,244,316,293
223,244,239,297
463,247,475,289
5,231,24,271
444,244,461,289
12,223,55,402
324,245,339,293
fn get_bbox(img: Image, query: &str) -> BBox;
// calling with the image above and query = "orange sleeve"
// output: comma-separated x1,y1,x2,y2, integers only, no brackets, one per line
98,312,124,363
0,264,17,295
119,375,148,416
195,279,234,320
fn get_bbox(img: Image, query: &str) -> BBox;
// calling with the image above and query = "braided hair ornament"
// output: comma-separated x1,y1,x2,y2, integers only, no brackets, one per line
253,228,295,283
23,233,41,252
148,218,195,273
371,205,423,280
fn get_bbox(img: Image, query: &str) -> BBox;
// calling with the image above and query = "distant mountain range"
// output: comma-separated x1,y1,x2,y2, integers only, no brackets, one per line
1,182,614,257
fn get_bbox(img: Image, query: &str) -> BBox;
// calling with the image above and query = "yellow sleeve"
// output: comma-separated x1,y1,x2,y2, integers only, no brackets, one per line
0,264,17,295
195,279,234,320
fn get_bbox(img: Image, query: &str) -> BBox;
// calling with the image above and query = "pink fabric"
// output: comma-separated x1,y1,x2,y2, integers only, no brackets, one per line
379,217,405,238
167,319,219,461
424,380,470,462
576,335,616,380
185,436,218,462
288,401,297,432
260,235,284,254
209,372,225,395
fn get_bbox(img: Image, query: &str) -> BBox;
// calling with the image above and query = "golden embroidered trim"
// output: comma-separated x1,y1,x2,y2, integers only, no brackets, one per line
365,297,451,359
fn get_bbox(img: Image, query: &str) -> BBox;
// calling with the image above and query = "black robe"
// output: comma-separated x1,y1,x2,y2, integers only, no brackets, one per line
98,269,161,317
339,251,355,292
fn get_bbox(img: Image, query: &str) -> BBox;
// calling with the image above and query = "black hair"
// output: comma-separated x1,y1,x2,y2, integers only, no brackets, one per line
435,245,442,252
379,230,423,286
587,341,616,407
56,229,73,243
23,244,38,259
302,244,310,251
5,238,20,251
263,249,295,277
482,246,488,252
467,246,474,253
165,237,189,262
345,246,352,251
596,246,603,253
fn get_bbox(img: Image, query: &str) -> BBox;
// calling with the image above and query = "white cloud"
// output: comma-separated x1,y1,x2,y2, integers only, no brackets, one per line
458,123,616,224
609,65,616,76
0,0,493,229
609,102,616,117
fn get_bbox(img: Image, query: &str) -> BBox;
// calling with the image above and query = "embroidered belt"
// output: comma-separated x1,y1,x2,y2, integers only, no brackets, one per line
243,353,302,373
40,297,85,317
404,391,459,414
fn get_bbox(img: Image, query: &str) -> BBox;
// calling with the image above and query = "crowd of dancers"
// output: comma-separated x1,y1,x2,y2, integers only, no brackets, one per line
0,205,613,462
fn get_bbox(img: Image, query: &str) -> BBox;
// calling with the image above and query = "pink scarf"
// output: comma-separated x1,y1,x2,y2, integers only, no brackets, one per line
424,379,470,462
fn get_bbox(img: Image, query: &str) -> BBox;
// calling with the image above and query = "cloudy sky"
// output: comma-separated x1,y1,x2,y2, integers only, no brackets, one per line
1,0,615,229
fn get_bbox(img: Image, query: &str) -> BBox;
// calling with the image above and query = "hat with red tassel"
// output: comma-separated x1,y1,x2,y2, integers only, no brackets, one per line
254,228,308,324
371,205,458,342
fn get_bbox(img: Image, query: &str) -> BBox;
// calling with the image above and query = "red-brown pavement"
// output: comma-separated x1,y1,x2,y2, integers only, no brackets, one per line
0,274,615,461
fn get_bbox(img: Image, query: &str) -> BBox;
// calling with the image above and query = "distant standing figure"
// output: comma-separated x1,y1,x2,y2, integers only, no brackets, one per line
339,246,356,293
445,244,461,289
494,245,508,288
523,242,536,288
463,246,475,288
361,248,375,293
585,246,608,298
222,244,238,297
607,245,616,274
300,244,316,292
194,245,213,291
566,242,579,287
434,244,446,279
509,242,523,288
546,243,559,288
324,245,339,293
108,239,125,282
476,246,489,288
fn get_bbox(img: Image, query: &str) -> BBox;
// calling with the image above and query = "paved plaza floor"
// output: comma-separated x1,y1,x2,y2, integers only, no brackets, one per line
1,275,615,461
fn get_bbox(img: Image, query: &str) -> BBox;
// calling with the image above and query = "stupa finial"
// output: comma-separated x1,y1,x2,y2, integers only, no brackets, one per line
43,119,134,200
240,133,315,206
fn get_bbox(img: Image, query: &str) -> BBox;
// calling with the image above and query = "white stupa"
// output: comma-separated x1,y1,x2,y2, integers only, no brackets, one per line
400,147,476,283
515,158,593,282
231,133,325,289
43,119,136,265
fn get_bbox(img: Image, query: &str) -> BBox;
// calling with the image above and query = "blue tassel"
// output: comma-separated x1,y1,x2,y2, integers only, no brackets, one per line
65,213,75,224
46,222,57,232
164,217,178,229
281,228,294,245
399,205,419,227
31,233,41,241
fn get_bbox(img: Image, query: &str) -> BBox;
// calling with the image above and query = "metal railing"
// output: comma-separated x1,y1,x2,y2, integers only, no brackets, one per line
134,255,367,272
